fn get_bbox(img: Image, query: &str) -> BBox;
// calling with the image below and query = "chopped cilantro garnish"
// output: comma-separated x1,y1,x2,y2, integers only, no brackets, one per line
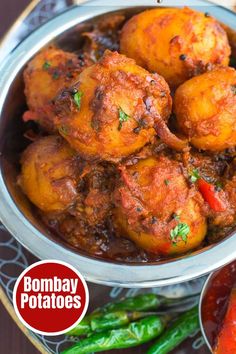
73,91,83,110
42,61,51,70
59,125,69,136
172,213,180,221
215,181,223,191
118,108,129,130
170,222,190,245
189,168,200,183
164,179,170,186
52,71,60,80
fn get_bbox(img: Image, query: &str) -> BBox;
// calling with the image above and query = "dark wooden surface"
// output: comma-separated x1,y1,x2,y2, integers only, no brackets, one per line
0,0,31,37
0,301,40,354
0,2,40,352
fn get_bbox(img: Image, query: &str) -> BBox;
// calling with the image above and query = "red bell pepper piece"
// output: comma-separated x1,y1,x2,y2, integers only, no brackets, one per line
198,178,227,212
214,288,236,354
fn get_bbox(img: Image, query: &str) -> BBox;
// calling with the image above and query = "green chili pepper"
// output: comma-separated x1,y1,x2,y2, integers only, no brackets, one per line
91,310,158,332
67,316,91,336
62,315,169,354
67,293,195,337
67,294,168,336
103,293,164,312
68,311,146,335
147,306,199,354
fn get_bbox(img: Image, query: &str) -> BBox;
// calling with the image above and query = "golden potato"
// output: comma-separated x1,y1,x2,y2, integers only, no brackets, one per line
18,136,81,212
174,67,236,151
120,7,231,88
113,155,207,256
23,47,87,131
53,50,173,162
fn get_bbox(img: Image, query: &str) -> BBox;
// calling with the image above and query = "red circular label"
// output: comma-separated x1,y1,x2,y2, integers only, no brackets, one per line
13,260,89,335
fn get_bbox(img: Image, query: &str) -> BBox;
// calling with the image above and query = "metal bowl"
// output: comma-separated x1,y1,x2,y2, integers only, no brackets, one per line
199,260,236,352
0,0,236,288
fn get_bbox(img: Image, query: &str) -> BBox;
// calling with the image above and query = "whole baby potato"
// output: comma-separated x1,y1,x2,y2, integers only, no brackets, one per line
53,50,172,162
23,47,85,131
174,67,236,151
120,7,231,88
113,155,207,256
18,136,80,212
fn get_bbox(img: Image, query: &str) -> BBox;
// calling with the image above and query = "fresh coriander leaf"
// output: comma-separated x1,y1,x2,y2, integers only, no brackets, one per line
73,91,83,110
170,222,190,244
189,168,200,183
215,181,223,191
170,227,178,238
118,108,129,130
52,71,60,80
42,61,51,70
172,213,180,221
164,179,170,186
59,125,69,136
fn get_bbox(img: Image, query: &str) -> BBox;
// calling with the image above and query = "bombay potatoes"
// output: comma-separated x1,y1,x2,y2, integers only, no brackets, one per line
174,67,236,151
53,50,172,162
120,7,231,88
18,136,81,212
17,6,236,261
23,47,87,131
114,156,207,255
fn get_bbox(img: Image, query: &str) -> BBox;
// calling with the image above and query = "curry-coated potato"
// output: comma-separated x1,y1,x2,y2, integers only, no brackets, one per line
113,156,207,256
18,136,81,212
174,67,236,152
120,7,231,88
53,50,172,162
23,47,85,131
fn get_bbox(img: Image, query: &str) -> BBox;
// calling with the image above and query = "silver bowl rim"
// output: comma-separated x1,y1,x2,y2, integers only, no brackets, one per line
199,271,214,352
0,0,236,288
198,260,236,353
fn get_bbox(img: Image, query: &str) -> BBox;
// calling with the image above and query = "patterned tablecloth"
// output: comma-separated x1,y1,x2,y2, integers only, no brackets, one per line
0,0,235,353
0,225,208,354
